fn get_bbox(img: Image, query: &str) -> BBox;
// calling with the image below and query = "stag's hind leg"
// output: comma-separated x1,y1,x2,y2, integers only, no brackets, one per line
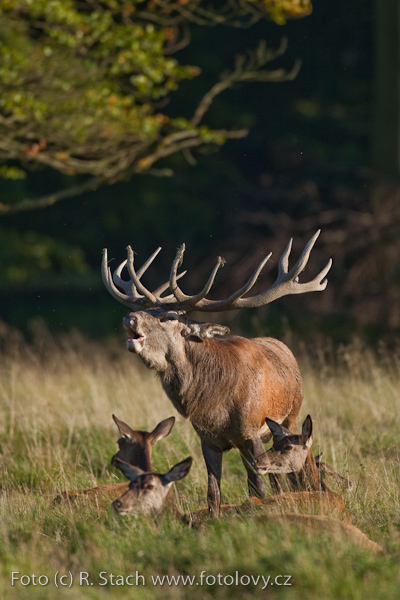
240,437,267,500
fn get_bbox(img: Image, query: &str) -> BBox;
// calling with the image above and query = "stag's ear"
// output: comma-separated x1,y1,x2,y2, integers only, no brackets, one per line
265,417,292,442
183,322,230,339
162,457,193,484
150,416,175,446
301,414,313,447
112,458,145,482
112,414,140,442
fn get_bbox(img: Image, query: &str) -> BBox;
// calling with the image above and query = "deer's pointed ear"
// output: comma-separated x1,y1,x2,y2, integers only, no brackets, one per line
183,323,230,339
150,416,175,445
112,458,145,482
301,414,313,447
163,457,193,484
314,452,323,465
265,417,292,442
112,414,140,442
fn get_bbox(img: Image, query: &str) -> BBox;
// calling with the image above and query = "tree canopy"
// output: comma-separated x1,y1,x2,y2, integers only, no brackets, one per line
0,0,312,213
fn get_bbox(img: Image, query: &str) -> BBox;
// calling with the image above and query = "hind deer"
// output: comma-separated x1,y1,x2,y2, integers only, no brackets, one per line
112,456,193,516
245,414,352,522
102,230,332,515
251,415,353,492
186,415,352,524
55,415,175,504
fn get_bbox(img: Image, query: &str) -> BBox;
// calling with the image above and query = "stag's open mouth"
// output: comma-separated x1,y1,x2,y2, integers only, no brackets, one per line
123,317,145,353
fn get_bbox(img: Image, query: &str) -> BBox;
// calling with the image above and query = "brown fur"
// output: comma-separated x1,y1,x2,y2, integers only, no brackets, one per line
251,514,383,554
185,491,351,525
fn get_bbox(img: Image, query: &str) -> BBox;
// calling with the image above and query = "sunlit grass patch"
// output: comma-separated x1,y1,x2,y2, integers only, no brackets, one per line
0,327,399,599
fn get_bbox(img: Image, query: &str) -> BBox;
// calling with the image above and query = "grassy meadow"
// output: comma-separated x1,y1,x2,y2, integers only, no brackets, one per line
0,322,399,599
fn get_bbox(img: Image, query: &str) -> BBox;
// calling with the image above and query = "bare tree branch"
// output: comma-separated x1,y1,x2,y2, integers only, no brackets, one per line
0,126,246,214
0,177,101,215
191,40,300,127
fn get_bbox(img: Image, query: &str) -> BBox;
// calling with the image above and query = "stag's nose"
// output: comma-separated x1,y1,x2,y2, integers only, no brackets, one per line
113,499,122,511
123,314,137,328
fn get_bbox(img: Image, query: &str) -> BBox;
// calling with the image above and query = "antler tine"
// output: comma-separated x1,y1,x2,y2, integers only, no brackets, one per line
277,238,293,278
286,229,321,280
169,244,193,303
248,229,332,303
103,246,182,309
272,230,332,294
153,270,187,298
136,246,162,278
113,260,138,298
296,257,332,293
126,246,157,304
182,256,226,309
193,252,272,311
221,252,273,306
114,247,166,300
102,248,136,306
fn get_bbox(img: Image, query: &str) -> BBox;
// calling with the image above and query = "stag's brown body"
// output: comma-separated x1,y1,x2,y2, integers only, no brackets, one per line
166,336,302,443
103,231,331,514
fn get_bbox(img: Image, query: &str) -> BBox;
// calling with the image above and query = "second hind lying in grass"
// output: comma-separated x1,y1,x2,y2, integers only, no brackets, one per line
246,414,352,521
186,415,352,524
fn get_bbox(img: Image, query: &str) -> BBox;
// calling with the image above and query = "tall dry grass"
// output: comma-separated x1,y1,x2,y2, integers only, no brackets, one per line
0,321,399,599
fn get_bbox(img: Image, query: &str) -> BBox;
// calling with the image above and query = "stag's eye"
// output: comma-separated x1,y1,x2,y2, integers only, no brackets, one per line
159,315,178,323
146,484,155,490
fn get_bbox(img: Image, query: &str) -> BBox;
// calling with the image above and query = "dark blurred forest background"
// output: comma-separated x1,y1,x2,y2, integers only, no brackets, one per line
1,0,399,344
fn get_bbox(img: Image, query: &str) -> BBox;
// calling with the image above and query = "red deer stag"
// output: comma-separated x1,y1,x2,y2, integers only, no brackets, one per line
56,415,175,504
102,230,331,515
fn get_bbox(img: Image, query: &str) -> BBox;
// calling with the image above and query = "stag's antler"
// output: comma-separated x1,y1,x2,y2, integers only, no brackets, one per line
102,230,332,312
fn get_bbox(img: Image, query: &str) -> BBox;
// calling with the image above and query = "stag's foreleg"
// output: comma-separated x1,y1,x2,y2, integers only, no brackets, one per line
201,442,222,516
240,437,267,499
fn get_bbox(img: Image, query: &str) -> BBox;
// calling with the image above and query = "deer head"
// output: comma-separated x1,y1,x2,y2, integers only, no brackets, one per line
112,457,193,516
111,414,175,471
252,415,313,474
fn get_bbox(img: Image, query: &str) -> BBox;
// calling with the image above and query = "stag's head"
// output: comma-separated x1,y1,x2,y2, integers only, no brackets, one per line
112,457,193,516
102,231,332,361
252,415,313,475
